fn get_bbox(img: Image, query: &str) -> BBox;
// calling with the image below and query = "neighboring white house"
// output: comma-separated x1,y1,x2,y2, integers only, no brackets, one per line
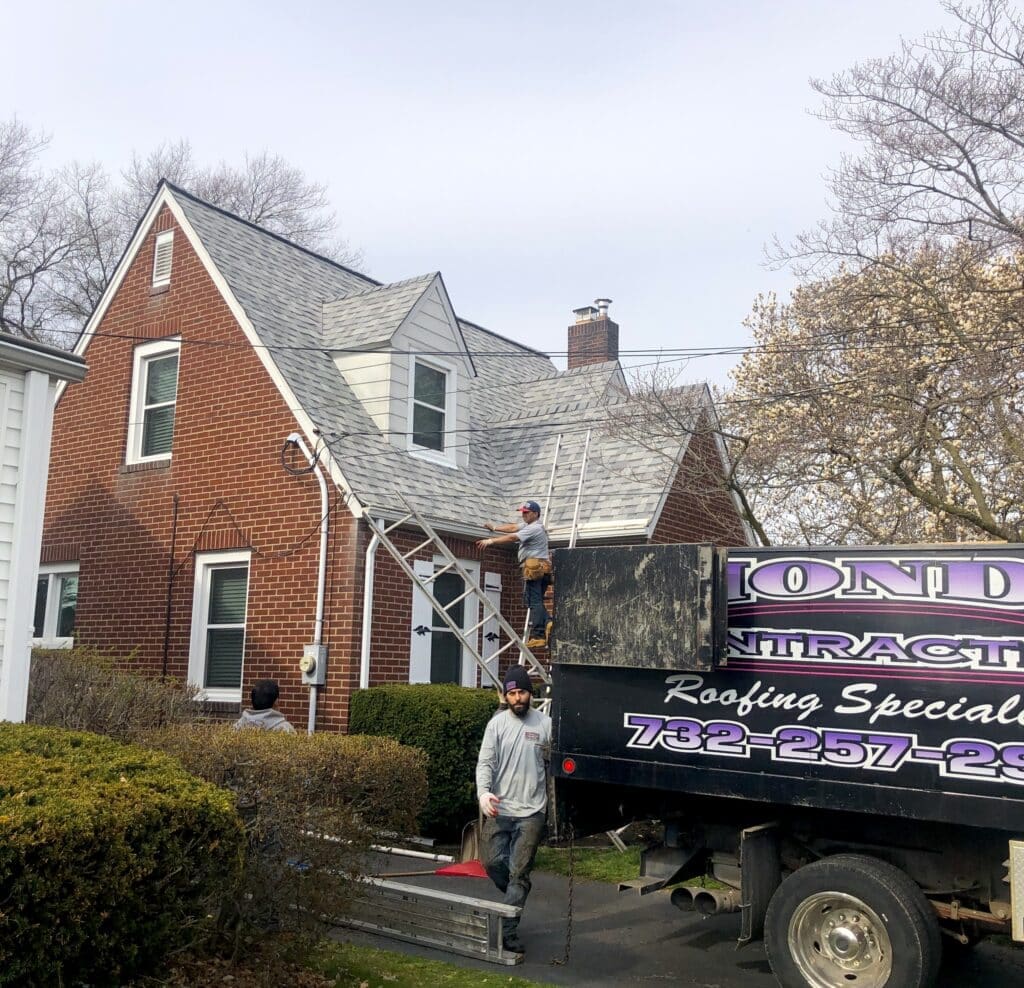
0,333,86,722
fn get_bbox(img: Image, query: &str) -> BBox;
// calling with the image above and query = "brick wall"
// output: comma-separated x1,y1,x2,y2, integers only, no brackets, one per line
41,205,365,733
364,524,527,686
650,420,749,546
41,202,746,735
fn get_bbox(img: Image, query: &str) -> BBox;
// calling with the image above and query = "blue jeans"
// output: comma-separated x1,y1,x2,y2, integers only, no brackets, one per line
481,810,547,936
524,576,551,639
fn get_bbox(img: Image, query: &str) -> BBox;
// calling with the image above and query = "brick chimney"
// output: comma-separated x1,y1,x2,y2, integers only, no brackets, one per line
567,298,619,369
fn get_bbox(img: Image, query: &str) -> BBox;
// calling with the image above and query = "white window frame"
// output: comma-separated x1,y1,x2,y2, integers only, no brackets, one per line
188,550,251,703
406,356,458,468
126,336,180,465
152,230,174,288
31,562,80,648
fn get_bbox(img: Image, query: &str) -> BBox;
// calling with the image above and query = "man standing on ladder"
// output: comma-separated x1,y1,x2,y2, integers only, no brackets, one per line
478,500,552,650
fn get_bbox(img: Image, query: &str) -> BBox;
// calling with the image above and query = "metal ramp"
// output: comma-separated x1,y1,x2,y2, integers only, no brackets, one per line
365,496,551,690
338,876,523,965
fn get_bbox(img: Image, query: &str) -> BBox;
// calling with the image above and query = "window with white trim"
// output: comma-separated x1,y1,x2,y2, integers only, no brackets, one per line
407,357,456,464
188,551,250,701
127,337,180,464
152,230,174,288
32,563,79,647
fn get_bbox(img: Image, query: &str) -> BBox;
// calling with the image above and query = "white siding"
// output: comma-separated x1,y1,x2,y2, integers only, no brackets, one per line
334,349,393,435
392,284,473,467
0,370,25,680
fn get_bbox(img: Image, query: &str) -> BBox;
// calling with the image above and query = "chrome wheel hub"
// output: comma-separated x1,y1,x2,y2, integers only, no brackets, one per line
788,892,892,987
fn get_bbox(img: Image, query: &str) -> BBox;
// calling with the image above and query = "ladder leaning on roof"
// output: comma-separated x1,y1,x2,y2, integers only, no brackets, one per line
363,496,551,690
519,429,592,642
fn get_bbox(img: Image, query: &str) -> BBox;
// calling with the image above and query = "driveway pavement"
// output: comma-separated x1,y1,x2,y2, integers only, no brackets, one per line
332,864,1024,987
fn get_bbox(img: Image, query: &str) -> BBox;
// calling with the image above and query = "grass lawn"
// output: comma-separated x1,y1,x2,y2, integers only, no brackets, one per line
533,843,641,884
314,941,553,987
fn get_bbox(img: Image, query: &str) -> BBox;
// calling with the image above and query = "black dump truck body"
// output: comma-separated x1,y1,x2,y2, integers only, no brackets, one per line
550,543,1024,987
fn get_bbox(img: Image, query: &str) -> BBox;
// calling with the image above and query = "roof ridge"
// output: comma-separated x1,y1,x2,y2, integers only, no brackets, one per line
323,272,437,304
161,179,382,288
456,316,551,359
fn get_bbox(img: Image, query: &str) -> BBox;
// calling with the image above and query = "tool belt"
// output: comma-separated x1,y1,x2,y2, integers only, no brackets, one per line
521,557,552,581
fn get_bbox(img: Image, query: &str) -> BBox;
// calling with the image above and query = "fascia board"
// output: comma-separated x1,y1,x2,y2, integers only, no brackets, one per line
365,511,486,542
54,185,177,402
395,273,476,378
55,183,365,519
644,433,694,540
433,273,477,377
0,338,86,381
157,193,365,519
549,519,651,540
703,389,758,547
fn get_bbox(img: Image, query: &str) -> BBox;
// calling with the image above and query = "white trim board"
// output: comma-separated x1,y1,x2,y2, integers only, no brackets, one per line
56,184,366,520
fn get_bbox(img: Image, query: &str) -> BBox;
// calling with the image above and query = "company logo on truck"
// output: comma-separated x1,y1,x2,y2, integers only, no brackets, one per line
727,553,1024,675
728,554,1024,609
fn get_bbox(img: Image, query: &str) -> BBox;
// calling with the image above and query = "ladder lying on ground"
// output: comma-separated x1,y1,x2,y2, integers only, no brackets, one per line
364,497,551,690
340,874,523,966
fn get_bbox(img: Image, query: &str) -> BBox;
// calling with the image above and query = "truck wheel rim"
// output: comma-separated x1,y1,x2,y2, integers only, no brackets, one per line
787,891,892,988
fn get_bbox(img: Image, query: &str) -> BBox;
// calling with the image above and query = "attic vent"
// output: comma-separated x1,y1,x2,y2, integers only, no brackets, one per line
152,230,174,288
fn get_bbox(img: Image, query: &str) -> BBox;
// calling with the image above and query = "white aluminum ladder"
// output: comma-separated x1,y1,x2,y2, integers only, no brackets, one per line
364,497,551,689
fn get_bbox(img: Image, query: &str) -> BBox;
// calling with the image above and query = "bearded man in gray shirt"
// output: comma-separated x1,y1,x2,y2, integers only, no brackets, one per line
476,665,552,955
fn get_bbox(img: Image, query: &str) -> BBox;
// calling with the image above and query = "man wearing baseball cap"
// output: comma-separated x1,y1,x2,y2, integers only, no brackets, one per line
476,665,552,955
477,500,552,649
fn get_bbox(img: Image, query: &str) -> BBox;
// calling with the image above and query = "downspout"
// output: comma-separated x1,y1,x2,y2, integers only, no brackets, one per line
285,433,329,735
359,518,383,690
161,493,180,678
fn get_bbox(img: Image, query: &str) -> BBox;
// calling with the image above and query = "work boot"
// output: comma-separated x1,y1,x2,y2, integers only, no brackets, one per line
502,931,525,954
526,637,546,650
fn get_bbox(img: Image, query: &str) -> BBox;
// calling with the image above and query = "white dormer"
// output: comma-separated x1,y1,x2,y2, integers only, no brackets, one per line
326,274,474,469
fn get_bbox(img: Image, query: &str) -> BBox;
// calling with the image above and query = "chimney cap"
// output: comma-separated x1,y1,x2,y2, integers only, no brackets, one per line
573,305,599,323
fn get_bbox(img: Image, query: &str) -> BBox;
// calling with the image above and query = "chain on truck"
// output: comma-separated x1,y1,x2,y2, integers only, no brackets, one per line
548,542,1024,988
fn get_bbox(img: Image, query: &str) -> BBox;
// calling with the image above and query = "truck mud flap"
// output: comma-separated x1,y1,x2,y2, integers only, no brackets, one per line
739,822,780,945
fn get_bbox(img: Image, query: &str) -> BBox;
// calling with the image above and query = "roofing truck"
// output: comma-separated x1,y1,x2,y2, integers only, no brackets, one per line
549,543,1024,988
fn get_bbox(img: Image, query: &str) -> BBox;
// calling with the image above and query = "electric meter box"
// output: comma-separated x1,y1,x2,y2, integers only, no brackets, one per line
300,643,328,685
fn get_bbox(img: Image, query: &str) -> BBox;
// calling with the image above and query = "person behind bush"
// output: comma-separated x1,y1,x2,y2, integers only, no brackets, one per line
475,665,551,956
234,679,295,733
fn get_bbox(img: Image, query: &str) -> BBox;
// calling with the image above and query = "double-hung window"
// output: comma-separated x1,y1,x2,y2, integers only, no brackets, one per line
408,358,456,464
32,563,79,647
127,338,180,463
189,551,250,701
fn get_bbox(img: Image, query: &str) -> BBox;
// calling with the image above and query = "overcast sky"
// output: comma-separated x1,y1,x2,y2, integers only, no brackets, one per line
6,0,954,383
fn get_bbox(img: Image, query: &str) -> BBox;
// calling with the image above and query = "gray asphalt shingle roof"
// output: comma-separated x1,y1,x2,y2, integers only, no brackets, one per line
171,185,706,537
322,275,436,350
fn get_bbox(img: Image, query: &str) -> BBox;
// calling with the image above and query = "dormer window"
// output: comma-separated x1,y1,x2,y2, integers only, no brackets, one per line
408,357,456,465
152,230,174,288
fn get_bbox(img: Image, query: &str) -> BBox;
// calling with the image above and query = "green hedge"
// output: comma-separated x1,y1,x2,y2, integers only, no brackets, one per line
149,725,430,934
350,684,499,836
0,724,244,987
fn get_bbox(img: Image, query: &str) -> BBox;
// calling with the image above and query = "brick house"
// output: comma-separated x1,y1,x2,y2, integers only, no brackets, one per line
39,182,752,732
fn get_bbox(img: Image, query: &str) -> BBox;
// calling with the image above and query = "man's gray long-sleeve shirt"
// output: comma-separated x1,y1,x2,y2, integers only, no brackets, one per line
476,706,552,818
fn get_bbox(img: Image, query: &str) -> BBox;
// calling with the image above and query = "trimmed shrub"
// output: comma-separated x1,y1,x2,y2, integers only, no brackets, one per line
349,684,500,836
0,723,244,988
28,645,206,741
147,725,429,936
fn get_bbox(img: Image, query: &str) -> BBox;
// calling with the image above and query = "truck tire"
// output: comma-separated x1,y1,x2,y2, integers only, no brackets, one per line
764,854,941,988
